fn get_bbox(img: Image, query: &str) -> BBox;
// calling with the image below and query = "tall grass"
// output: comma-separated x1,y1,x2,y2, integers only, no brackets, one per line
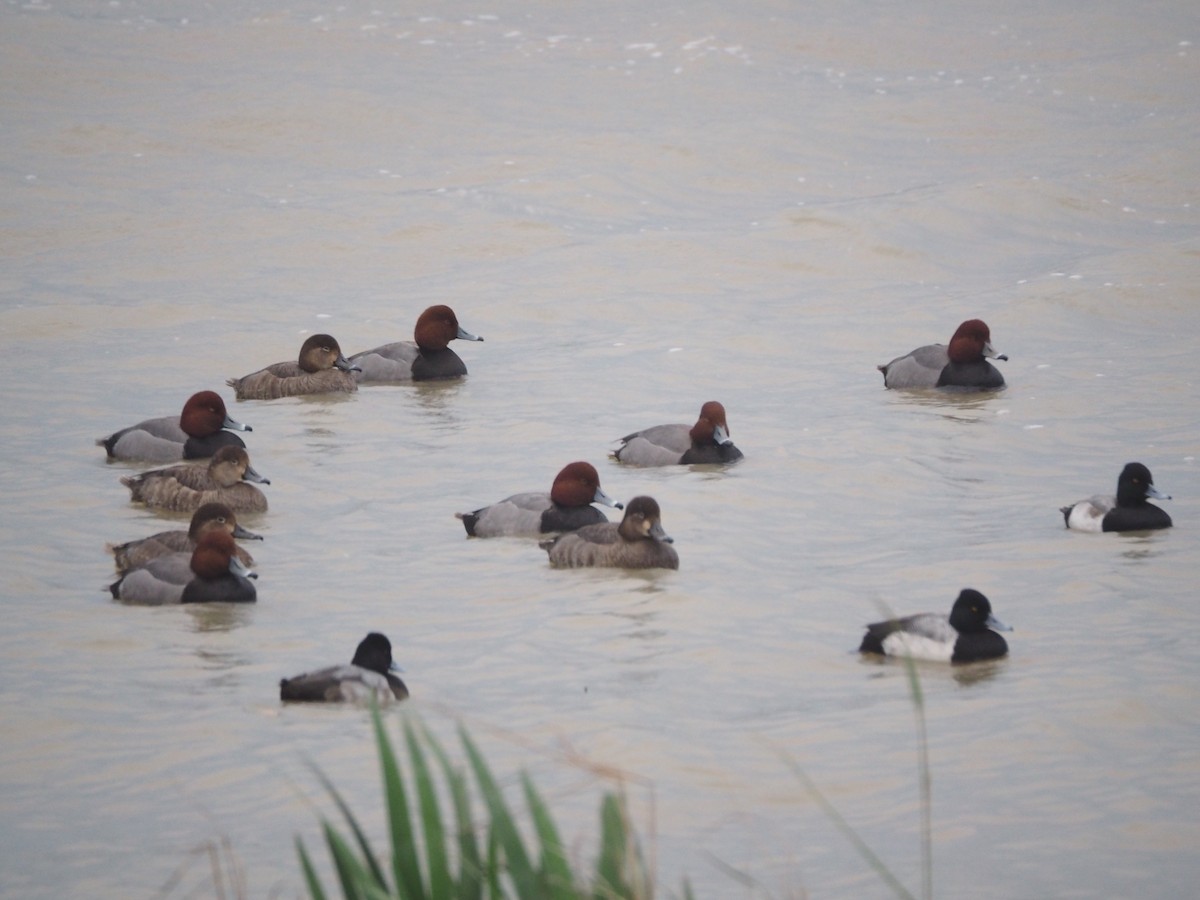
300,647,932,900
297,707,690,900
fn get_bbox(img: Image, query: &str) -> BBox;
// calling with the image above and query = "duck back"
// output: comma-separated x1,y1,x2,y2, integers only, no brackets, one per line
228,364,357,400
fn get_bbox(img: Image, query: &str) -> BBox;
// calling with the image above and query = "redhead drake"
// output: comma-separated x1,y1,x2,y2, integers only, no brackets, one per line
109,530,257,605
878,319,1007,390
456,461,622,537
121,445,270,514
540,495,679,569
98,390,251,463
349,305,484,382
109,501,261,573
280,632,409,703
613,401,744,466
1061,462,1172,533
227,334,361,400
859,589,1012,663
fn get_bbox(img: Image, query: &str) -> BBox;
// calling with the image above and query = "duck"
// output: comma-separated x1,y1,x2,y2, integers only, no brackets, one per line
540,495,679,569
349,305,484,382
613,401,744,466
121,445,270,514
109,530,258,605
1061,462,1173,533
280,632,409,703
109,501,262,573
859,588,1012,663
97,390,252,463
456,461,622,537
878,319,1007,390
227,333,361,400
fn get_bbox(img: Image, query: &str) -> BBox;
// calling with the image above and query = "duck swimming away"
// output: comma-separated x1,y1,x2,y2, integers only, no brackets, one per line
280,632,408,703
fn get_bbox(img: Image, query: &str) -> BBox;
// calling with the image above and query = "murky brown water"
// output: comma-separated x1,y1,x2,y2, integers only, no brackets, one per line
2,1,1198,897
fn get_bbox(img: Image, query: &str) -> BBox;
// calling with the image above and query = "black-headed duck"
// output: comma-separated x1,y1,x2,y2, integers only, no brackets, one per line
1061,462,1173,533
280,632,408,703
859,589,1012,663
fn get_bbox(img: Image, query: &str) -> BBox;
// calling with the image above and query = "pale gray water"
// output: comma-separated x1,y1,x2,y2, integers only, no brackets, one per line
1,1,1198,897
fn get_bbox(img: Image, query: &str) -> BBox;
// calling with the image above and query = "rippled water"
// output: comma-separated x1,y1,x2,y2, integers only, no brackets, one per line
2,1,1198,897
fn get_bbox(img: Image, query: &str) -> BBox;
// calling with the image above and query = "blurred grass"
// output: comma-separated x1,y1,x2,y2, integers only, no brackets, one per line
298,706,692,900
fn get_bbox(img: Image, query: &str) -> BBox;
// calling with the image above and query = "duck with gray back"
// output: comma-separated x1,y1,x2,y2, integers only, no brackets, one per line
121,445,270,514
457,461,622,537
613,401,744,466
98,390,251,463
227,333,361,400
540,495,679,569
1061,462,1172,533
110,530,257,605
109,501,262,573
859,588,1012,663
349,305,484,382
280,632,408,702
878,319,1007,390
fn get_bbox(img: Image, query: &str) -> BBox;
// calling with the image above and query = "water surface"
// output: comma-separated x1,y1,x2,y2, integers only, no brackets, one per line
2,1,1198,897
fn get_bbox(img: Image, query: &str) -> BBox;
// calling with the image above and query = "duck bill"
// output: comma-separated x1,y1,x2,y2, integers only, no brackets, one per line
232,523,264,541
229,556,257,579
983,341,1008,362
649,522,674,544
335,354,363,373
593,487,623,509
1146,485,1171,501
223,415,253,433
457,326,484,342
713,424,734,446
243,465,271,485
986,614,1013,632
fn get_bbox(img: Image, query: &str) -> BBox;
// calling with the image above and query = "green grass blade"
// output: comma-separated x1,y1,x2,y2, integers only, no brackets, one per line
370,706,426,900
423,721,483,900
295,836,329,900
593,793,630,900
521,771,577,898
484,824,502,900
459,724,539,896
324,822,372,900
404,718,452,900
308,763,389,890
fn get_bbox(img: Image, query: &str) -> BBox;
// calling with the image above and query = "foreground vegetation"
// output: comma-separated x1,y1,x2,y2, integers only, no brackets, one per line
300,652,932,900
297,708,686,900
